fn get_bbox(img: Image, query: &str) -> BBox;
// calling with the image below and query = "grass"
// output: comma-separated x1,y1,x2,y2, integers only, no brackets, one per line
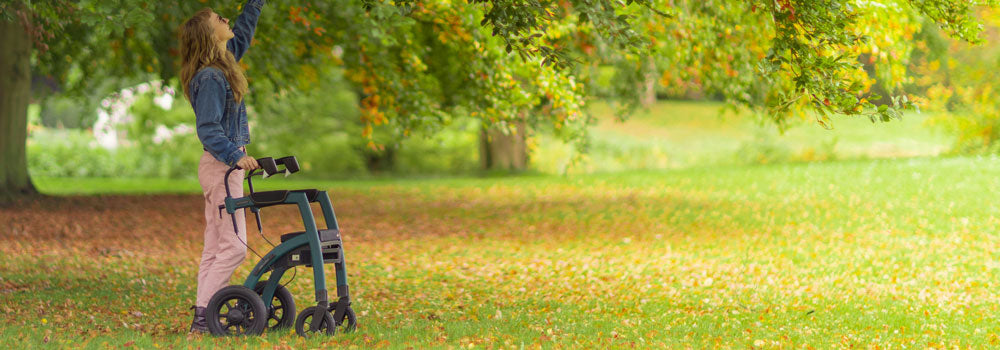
3,100,981,348
533,101,953,173
6,155,1000,348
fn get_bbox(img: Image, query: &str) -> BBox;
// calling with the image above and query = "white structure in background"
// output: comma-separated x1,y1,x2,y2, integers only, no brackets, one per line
94,81,189,149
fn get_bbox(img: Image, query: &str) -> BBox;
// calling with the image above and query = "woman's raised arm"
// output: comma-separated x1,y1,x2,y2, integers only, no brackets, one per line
227,0,266,62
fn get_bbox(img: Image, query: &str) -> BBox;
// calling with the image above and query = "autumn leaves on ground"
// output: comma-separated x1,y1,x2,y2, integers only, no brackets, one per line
5,157,1000,348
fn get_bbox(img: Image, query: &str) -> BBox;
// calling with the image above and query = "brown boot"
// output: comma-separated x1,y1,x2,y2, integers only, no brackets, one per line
189,306,208,334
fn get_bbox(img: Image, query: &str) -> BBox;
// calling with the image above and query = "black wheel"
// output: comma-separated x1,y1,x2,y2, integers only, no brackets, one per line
206,285,268,336
253,282,296,330
333,306,357,334
295,306,334,337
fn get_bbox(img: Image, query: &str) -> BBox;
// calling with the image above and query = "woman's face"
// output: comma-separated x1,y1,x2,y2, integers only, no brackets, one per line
211,11,234,43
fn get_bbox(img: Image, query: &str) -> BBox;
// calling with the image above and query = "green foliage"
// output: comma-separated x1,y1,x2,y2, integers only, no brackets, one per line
29,82,206,179
5,0,997,159
25,68,483,178
251,64,482,176
27,129,129,178
925,92,1000,154
908,0,999,42
910,8,1000,154
26,129,200,179
248,66,369,176
26,97,951,178
393,118,481,174
37,96,96,129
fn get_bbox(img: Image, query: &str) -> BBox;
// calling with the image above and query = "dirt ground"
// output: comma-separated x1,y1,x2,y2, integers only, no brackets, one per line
0,191,427,257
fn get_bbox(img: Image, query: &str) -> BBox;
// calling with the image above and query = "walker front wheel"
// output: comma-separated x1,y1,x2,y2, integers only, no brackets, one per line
333,307,357,334
295,306,334,337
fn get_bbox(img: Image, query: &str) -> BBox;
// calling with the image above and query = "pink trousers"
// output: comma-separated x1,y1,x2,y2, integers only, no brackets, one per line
195,151,247,307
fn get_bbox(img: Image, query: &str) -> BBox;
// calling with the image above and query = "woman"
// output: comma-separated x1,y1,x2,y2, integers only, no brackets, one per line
179,0,266,333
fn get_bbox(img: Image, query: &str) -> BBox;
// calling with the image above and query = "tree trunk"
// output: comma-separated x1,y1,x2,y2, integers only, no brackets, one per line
362,145,397,173
0,14,37,202
479,121,528,171
641,58,657,107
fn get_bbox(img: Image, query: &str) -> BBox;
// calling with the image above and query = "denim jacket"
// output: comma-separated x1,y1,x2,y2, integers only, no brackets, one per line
190,0,266,167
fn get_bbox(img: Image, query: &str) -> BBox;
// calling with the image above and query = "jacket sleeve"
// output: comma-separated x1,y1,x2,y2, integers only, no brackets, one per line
227,0,266,62
192,73,246,167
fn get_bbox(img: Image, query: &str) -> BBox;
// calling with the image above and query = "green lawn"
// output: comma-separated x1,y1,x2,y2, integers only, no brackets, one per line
6,155,1000,348
4,100,983,348
533,101,953,173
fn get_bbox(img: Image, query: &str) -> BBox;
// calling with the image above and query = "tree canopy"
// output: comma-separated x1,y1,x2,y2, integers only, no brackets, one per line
0,0,998,198
5,0,997,134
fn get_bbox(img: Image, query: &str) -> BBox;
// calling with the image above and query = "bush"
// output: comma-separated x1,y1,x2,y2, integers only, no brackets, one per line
28,69,486,179
27,127,206,179
733,129,793,165
394,118,481,175
530,131,675,174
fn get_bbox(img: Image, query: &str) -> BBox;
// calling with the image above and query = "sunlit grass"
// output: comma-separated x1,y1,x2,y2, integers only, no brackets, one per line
5,155,1000,348
533,101,953,173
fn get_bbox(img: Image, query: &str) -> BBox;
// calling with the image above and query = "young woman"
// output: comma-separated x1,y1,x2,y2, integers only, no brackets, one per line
179,0,266,333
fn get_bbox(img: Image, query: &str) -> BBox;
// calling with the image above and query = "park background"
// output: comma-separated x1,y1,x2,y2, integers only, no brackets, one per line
10,1,1000,349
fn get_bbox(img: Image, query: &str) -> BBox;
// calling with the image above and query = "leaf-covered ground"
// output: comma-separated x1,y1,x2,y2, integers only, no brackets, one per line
5,156,1000,348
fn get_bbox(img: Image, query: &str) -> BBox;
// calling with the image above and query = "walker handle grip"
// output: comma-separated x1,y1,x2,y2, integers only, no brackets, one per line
256,157,278,177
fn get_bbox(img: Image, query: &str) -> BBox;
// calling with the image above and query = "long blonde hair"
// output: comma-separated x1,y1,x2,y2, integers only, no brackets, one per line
180,8,248,103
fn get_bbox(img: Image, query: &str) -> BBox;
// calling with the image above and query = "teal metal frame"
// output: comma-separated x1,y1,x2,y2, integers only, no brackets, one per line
222,188,352,323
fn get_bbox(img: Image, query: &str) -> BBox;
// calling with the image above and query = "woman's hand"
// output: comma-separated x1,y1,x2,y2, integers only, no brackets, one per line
237,155,260,171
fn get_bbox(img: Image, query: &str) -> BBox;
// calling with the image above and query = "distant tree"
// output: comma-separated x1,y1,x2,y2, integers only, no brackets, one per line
906,6,1000,153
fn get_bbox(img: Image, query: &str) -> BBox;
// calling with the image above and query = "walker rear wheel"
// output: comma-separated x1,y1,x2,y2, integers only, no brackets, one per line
253,282,296,330
206,285,268,336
